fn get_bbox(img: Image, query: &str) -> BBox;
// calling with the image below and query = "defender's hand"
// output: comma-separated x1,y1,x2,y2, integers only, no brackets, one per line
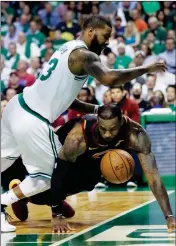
147,62,167,73
52,216,75,233
167,216,176,233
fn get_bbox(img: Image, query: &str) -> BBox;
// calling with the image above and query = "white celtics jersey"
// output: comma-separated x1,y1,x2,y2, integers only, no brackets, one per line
23,40,88,123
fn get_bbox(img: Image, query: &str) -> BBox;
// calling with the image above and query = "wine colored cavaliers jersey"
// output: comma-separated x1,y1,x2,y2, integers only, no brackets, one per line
57,115,132,158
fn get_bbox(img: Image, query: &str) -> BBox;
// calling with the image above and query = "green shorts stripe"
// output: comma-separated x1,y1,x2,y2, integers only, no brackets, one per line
6,156,19,160
29,173,51,179
49,127,58,161
51,129,58,159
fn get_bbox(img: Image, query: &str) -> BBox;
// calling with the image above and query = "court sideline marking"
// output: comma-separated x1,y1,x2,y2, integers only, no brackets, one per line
50,190,175,246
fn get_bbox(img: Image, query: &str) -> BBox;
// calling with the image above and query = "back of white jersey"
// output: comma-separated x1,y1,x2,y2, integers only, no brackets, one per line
23,40,88,123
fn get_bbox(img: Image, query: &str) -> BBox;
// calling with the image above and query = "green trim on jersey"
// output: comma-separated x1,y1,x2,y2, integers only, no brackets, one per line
18,94,50,125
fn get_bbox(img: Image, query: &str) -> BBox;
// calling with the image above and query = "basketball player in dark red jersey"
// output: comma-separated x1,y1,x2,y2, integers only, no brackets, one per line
51,104,176,232
2,104,176,233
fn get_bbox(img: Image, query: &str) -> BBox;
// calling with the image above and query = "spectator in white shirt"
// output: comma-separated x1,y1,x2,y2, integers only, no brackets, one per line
111,35,135,59
4,24,19,49
159,38,176,74
17,32,40,62
142,73,157,101
155,58,176,94
91,79,109,105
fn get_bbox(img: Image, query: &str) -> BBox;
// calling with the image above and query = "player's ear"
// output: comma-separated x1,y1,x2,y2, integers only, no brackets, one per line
88,27,95,39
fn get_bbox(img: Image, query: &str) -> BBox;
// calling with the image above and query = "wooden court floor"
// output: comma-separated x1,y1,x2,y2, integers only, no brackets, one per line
2,187,176,246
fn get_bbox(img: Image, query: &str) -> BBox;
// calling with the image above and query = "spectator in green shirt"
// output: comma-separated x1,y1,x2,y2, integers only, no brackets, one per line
1,38,8,59
28,20,46,47
114,43,132,69
5,43,20,70
141,16,167,42
52,30,67,51
107,52,117,69
1,2,14,36
145,32,165,55
40,38,55,59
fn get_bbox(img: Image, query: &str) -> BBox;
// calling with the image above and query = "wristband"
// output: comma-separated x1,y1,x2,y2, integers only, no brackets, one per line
52,204,63,214
94,105,99,114
165,215,174,220
52,213,63,219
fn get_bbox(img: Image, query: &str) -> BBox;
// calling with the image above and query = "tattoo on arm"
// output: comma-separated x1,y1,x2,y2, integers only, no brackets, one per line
138,152,158,174
129,127,151,154
61,125,86,162
70,99,97,114
81,50,148,86
138,152,173,217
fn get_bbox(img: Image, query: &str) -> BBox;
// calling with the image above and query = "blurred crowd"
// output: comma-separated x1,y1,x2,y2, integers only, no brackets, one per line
1,1,176,128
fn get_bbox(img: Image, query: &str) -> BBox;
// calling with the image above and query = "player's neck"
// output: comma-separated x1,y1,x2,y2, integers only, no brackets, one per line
78,33,90,49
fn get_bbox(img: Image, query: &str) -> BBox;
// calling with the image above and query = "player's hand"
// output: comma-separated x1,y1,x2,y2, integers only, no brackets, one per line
146,62,167,73
52,216,75,233
167,216,176,233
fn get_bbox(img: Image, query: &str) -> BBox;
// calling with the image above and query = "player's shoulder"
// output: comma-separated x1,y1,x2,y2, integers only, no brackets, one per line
128,120,151,153
70,45,100,63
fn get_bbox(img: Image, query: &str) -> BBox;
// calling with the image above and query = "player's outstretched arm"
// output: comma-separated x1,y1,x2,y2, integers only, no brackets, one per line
70,98,99,114
59,122,87,162
79,50,167,86
136,131,176,232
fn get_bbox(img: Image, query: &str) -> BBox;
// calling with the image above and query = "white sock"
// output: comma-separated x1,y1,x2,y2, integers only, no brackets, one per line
1,175,50,206
2,190,19,206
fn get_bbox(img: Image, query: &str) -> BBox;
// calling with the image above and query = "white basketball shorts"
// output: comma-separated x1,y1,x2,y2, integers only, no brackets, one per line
1,94,62,178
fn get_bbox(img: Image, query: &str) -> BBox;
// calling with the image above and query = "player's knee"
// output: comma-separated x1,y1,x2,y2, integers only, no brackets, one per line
30,176,50,192
19,176,50,197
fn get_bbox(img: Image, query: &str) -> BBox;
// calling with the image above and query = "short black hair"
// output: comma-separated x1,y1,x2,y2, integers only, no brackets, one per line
147,73,157,80
166,85,176,91
116,35,125,41
98,104,122,121
81,87,91,96
110,85,124,91
82,15,112,30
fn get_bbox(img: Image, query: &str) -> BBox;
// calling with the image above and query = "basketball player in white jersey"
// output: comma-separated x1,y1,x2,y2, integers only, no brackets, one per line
1,15,166,232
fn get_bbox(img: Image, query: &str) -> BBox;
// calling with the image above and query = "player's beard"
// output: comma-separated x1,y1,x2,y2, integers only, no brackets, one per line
133,94,141,99
89,34,104,55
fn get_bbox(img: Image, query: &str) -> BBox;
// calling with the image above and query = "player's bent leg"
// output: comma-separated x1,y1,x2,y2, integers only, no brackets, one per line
9,180,29,222
1,175,51,206
29,190,75,218
1,98,20,173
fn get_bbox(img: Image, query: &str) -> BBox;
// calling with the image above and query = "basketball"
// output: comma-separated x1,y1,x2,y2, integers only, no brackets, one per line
100,149,135,184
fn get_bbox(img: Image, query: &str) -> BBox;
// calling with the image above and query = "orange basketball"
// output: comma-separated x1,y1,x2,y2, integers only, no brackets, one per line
100,149,135,184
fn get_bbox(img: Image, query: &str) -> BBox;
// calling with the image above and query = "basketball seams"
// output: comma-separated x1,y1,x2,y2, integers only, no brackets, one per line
112,151,129,180
108,152,122,183
117,150,135,170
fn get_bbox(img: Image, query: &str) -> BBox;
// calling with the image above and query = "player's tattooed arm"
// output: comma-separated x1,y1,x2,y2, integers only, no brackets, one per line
76,49,166,86
136,130,174,222
70,99,98,114
59,123,86,162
